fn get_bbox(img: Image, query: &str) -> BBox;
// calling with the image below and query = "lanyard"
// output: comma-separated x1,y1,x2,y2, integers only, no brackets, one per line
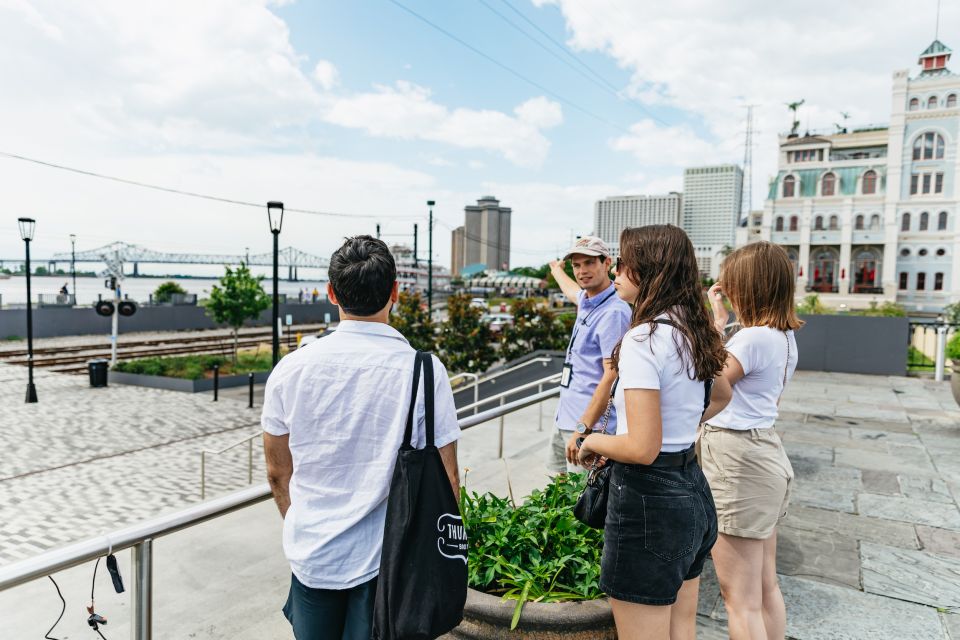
566,287,617,358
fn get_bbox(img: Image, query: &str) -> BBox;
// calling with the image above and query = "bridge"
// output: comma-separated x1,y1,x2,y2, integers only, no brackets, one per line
22,242,330,280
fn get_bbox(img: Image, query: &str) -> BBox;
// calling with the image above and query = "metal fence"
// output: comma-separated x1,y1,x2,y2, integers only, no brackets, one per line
907,321,958,377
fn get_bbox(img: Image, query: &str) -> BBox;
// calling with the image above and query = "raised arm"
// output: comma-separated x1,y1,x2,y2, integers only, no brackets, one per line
549,260,581,306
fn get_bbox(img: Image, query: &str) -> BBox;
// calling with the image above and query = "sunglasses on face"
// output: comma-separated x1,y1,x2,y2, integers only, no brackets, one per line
614,257,623,273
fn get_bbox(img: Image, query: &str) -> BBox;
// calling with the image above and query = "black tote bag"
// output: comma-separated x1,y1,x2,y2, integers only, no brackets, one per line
372,351,468,640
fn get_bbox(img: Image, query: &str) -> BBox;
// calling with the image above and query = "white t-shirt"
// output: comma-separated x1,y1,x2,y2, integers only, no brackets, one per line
709,326,798,431
613,320,709,453
261,321,460,589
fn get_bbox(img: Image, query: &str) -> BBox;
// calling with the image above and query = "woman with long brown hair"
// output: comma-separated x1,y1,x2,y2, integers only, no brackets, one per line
701,241,802,640
577,225,731,640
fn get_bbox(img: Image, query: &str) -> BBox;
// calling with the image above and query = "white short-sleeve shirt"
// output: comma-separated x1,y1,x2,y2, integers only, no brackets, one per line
613,319,708,452
261,320,460,589
709,326,798,431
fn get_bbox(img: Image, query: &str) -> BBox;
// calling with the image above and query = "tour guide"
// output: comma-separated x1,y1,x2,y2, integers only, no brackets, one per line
548,236,632,473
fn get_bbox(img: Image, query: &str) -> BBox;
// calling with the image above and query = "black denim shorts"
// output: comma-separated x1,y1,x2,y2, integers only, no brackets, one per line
599,452,718,605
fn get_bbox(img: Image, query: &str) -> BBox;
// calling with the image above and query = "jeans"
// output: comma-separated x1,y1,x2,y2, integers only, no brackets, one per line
282,573,378,640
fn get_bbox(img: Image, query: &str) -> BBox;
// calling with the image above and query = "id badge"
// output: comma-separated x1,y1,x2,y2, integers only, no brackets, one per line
560,363,573,388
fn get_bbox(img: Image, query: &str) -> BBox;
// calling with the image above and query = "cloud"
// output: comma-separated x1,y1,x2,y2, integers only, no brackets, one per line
321,82,563,167
610,120,727,167
312,59,339,91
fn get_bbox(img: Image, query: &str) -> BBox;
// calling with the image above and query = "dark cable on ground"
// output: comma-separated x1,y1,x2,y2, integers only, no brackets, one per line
44,576,66,640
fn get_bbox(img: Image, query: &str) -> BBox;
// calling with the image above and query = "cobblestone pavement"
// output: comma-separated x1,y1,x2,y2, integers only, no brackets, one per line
4,364,960,638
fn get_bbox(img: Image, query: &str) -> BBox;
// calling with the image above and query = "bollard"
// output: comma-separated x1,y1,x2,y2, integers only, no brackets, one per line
935,325,948,382
213,365,219,402
248,372,254,409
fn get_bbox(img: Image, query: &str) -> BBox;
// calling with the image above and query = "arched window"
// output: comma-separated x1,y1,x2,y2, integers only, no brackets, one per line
902,212,911,231
822,172,836,196
920,211,929,231
853,248,881,291
913,132,946,160
910,98,920,111
862,170,877,194
855,215,864,230
949,94,958,108
829,215,839,230
917,272,926,290
935,273,944,290
928,95,939,109
814,215,824,230
810,248,839,292
783,175,796,198
938,211,948,230
789,215,798,231
870,214,881,230
775,216,784,232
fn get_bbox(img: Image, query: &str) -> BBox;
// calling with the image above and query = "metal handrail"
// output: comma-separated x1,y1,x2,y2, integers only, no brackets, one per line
450,356,553,392
200,431,262,500
0,385,561,639
456,372,561,415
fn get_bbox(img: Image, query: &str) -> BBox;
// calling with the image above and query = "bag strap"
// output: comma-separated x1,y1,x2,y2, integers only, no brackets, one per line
402,351,424,449
776,331,790,406
421,352,436,447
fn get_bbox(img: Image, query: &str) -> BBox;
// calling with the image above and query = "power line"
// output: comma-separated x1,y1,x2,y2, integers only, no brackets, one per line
0,150,422,220
385,0,634,135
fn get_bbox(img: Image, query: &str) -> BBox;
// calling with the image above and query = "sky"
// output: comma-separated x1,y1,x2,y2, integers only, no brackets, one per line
0,0,957,272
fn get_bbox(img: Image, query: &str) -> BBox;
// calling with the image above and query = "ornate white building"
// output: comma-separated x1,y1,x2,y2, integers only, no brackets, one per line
752,40,960,312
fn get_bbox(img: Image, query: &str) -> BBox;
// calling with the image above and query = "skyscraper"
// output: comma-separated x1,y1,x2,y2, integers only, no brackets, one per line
451,226,466,276
594,193,682,256
682,165,744,278
464,196,511,272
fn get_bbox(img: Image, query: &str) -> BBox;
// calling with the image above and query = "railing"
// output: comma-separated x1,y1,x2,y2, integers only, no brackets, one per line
450,356,555,415
200,432,261,499
908,321,958,379
37,293,75,306
0,385,560,640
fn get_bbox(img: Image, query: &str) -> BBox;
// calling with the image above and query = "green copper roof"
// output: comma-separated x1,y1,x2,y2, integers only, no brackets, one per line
768,166,886,200
920,40,952,57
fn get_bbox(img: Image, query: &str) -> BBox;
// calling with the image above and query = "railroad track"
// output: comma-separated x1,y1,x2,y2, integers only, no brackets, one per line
0,324,328,374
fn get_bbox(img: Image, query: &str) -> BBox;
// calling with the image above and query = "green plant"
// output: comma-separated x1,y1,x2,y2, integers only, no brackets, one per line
499,298,568,362
943,302,960,325
153,281,187,303
437,293,496,373
461,474,603,629
113,351,276,379
390,291,436,352
205,263,271,364
852,301,907,317
796,294,827,315
947,333,960,361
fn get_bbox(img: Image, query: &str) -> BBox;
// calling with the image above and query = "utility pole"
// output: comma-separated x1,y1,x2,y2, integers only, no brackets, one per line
427,200,435,310
413,223,419,267
376,223,381,239
70,234,77,303
742,105,755,224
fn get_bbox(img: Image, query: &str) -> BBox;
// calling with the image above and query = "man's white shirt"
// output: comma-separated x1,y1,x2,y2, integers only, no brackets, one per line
261,320,460,589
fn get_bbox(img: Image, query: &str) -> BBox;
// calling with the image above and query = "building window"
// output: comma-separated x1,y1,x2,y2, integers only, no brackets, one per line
935,273,944,290
775,216,784,232
862,170,877,194
910,97,920,111
913,132,946,160
829,215,839,230
855,214,865,230
789,215,798,231
919,248,929,256
853,249,881,291
923,173,932,194
928,95,939,109
814,215,824,230
902,212,911,231
783,175,796,198
822,172,836,196
870,214,881,230
937,248,947,256
920,211,930,231
917,272,926,290
939,211,949,230
950,94,958,108
899,272,909,289
911,174,919,194
935,172,944,194
900,248,911,257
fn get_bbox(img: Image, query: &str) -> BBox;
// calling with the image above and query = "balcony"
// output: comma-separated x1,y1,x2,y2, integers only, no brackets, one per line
772,232,801,244
808,230,842,244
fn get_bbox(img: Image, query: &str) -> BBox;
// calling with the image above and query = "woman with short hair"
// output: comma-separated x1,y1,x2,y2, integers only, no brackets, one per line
701,241,802,640
577,225,731,640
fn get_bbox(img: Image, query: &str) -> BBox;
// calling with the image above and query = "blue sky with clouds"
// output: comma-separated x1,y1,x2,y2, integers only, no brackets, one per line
0,0,956,270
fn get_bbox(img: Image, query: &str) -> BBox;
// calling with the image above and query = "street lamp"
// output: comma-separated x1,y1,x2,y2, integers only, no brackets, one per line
69,233,76,304
267,201,284,367
18,217,38,403
427,200,435,311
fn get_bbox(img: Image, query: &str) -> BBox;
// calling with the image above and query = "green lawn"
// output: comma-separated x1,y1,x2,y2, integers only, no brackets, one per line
907,346,936,372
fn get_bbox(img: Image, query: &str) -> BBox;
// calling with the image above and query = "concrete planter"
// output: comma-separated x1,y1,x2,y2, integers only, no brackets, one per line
446,588,615,640
952,361,960,407
108,370,270,393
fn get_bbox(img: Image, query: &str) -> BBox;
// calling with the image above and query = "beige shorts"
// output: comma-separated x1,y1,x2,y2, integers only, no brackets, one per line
698,424,794,540
547,428,582,474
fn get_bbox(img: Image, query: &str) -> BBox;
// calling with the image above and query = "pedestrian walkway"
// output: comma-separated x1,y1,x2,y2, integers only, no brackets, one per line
1,365,960,638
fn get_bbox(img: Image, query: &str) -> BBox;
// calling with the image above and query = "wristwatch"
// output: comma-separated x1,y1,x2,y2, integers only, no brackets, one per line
575,422,591,435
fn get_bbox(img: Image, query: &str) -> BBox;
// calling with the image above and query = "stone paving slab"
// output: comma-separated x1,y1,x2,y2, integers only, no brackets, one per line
861,542,960,608
917,525,960,559
858,493,960,531
777,525,861,589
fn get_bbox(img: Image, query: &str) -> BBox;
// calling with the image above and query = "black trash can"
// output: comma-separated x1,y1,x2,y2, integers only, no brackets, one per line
88,359,109,388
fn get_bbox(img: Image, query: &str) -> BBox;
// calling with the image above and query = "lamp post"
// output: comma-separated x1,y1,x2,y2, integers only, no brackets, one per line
427,200,435,311
267,201,284,367
18,217,37,403
69,233,76,304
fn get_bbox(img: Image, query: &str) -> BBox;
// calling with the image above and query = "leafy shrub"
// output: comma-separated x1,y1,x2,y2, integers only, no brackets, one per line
153,281,187,303
796,294,827,315
460,474,603,629
437,293,496,373
852,301,907,317
113,351,275,379
390,290,436,352
947,333,960,361
498,298,569,362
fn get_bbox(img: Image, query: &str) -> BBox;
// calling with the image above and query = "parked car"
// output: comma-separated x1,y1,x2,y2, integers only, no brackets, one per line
470,297,489,310
481,312,514,333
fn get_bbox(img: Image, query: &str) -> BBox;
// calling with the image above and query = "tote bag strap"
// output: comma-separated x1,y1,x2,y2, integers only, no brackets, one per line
402,351,425,449
421,352,436,447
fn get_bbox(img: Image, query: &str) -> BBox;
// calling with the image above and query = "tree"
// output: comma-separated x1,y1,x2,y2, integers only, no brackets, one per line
437,293,496,373
942,302,960,325
205,263,270,363
391,290,436,352
499,298,569,362
153,281,187,304
796,294,827,315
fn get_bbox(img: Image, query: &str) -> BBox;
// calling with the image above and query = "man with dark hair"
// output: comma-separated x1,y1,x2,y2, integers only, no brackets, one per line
262,236,461,640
